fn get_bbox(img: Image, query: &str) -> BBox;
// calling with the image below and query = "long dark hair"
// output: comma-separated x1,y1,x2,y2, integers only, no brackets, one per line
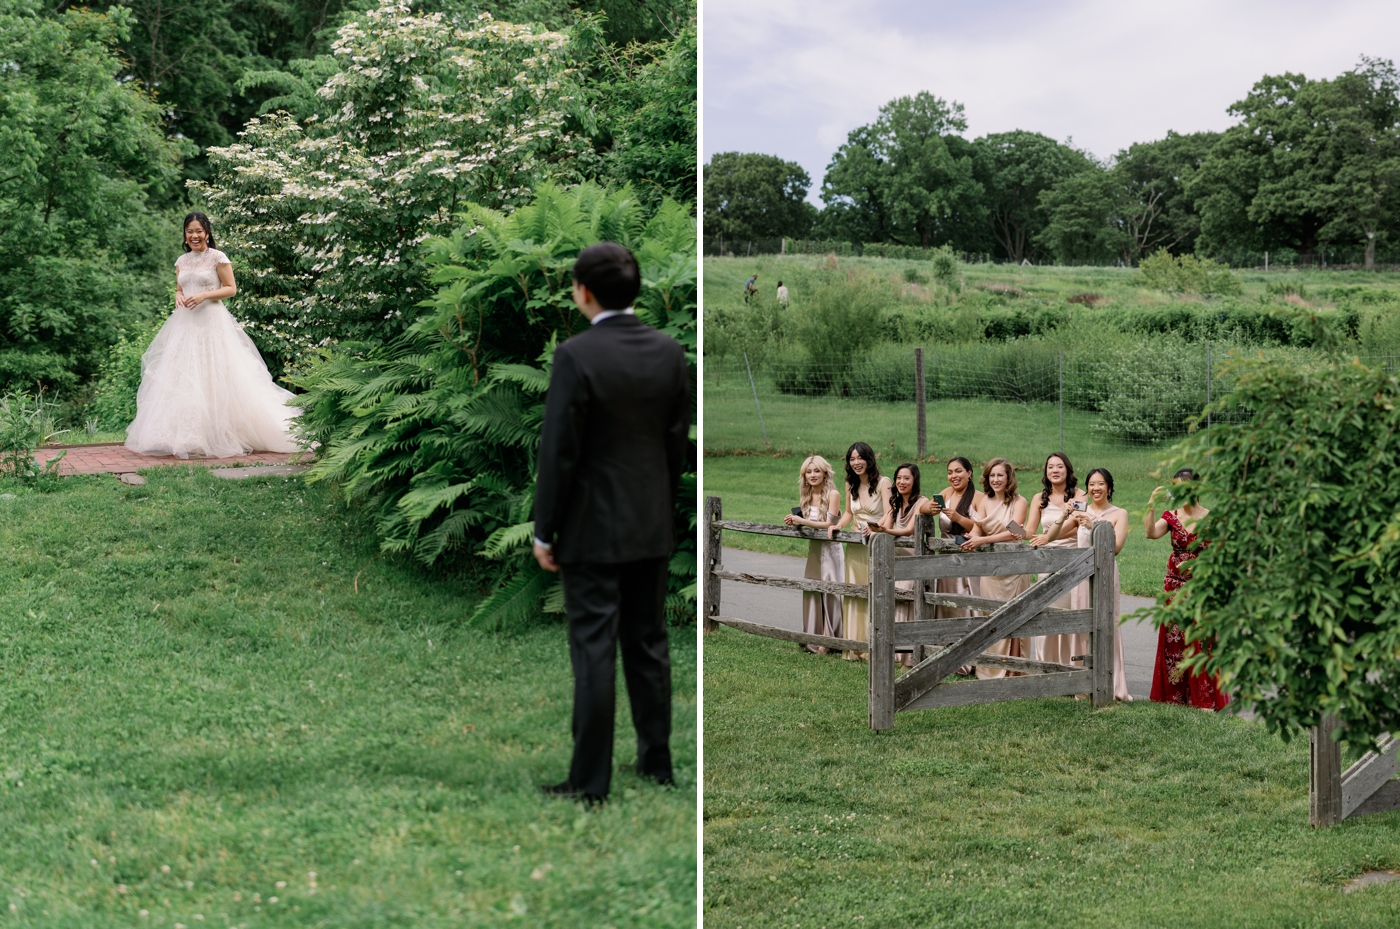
182,211,216,251
946,455,975,522
844,442,880,501
1085,467,1114,502
889,463,921,525
1039,452,1077,509
1172,467,1199,506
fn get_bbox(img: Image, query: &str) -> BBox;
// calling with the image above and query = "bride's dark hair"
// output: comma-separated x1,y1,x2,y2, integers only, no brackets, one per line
182,211,216,251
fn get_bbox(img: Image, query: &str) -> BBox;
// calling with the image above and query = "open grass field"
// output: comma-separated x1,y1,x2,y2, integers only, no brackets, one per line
703,630,1400,928
0,467,695,927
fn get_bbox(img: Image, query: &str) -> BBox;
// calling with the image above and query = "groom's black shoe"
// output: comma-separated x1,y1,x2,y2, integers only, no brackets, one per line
633,766,676,788
540,781,605,806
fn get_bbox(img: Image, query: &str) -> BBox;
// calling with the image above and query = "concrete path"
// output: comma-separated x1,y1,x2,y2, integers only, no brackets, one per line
33,443,301,476
716,547,1162,701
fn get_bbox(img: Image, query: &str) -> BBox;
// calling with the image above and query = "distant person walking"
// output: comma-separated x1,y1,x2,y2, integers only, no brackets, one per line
533,242,692,804
744,273,758,304
776,280,789,306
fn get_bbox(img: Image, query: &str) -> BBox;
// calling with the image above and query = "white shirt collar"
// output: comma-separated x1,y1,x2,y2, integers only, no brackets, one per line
590,307,635,325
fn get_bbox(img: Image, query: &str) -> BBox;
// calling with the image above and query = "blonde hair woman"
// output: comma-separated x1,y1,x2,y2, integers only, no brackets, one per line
966,458,1030,679
785,455,844,653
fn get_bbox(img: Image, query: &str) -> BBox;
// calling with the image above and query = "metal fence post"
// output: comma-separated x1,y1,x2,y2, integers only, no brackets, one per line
743,352,769,448
1058,350,1065,453
1205,342,1212,433
915,347,926,460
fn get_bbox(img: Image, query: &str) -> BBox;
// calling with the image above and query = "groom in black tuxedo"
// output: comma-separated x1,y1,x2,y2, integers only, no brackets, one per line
532,242,691,803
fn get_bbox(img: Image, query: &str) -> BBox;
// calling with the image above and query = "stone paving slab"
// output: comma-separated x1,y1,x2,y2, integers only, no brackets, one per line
34,443,301,476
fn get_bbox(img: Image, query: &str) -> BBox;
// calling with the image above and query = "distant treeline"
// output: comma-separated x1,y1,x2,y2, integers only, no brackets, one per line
704,57,1400,269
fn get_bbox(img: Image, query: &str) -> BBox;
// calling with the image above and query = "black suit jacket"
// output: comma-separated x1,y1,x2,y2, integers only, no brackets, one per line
533,314,691,566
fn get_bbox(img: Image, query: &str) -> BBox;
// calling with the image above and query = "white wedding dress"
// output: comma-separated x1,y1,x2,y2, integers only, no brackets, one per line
124,247,301,459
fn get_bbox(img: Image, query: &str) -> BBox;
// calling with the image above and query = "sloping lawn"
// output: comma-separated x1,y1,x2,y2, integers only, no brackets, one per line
0,467,695,927
704,630,1400,928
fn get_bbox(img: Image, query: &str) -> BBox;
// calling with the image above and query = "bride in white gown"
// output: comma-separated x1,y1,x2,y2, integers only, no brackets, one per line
125,212,301,459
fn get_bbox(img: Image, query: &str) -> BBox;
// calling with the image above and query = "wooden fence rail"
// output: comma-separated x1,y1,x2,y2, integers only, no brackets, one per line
703,495,1118,729
1310,714,1400,826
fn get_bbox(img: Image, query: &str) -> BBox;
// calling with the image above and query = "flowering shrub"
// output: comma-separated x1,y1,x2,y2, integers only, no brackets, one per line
192,1,587,377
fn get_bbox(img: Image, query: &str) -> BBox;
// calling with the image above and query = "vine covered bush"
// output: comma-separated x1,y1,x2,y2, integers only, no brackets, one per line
1165,354,1400,743
292,183,696,626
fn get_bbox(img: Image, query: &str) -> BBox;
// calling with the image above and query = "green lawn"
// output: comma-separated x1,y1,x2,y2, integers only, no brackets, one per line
0,467,695,927
703,631,1400,928
702,449,1174,599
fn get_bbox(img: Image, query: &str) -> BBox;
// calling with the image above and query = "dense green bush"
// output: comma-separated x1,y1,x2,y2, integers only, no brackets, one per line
85,319,163,432
1138,249,1241,296
292,183,697,626
1166,354,1400,743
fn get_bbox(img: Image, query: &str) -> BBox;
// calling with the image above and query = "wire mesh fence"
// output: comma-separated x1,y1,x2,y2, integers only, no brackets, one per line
702,346,1343,468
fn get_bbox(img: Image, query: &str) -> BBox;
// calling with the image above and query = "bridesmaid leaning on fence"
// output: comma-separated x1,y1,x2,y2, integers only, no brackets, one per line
784,455,844,654
964,458,1031,680
1027,452,1088,666
918,457,985,621
1068,468,1132,701
828,442,890,662
871,463,927,668
1144,469,1229,710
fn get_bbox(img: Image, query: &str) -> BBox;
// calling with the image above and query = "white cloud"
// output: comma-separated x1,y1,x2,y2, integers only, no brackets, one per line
703,0,1400,202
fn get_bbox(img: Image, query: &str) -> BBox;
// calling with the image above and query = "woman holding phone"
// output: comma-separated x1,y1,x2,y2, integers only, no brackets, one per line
963,457,1031,678
1067,467,1132,700
918,457,985,627
784,455,844,653
872,463,928,666
1144,468,1228,709
1027,451,1088,666
828,442,890,661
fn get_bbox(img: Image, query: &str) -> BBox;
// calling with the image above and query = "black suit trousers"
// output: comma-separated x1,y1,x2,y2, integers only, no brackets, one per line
560,557,673,798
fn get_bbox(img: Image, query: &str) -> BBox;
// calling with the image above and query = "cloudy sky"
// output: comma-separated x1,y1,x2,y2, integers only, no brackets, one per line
702,0,1400,204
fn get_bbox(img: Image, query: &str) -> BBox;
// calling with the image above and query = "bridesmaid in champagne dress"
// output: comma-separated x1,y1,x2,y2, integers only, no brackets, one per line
784,455,844,653
1027,452,1087,665
829,442,890,661
872,463,927,668
963,458,1031,679
1068,468,1132,700
918,456,985,620
1144,469,1229,710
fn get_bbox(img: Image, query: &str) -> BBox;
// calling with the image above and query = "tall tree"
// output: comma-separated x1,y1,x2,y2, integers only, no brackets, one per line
1114,130,1218,260
1036,163,1124,264
702,152,814,240
820,91,983,248
972,130,1091,263
1315,58,1400,269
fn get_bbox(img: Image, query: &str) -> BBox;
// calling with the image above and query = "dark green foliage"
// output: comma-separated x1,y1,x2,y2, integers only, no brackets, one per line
0,0,186,392
1164,353,1400,744
291,184,697,625
85,319,162,430
972,130,1092,263
703,152,816,240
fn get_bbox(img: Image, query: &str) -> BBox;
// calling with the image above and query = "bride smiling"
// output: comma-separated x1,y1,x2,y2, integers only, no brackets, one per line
124,212,301,459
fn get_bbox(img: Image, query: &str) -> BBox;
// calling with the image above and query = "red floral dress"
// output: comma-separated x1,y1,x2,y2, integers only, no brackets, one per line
1148,510,1229,710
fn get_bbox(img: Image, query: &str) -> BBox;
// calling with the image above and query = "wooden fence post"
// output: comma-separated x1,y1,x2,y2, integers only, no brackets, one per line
868,533,896,731
1090,521,1115,707
1311,713,1343,827
704,496,722,634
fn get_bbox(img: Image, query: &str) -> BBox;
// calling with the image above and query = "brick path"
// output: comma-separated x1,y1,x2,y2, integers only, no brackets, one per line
33,443,301,476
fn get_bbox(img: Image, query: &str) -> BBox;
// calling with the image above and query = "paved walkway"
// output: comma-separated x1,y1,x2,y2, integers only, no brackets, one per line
716,547,1162,701
33,443,301,476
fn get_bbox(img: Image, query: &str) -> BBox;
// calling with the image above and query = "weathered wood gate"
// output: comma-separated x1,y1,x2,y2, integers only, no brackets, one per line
703,496,1118,730
1309,716,1400,826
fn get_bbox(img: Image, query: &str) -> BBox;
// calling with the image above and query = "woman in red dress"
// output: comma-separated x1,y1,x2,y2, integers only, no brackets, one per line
1144,468,1229,709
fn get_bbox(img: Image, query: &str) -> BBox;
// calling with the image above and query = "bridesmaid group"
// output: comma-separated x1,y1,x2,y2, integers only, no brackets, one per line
784,444,1227,709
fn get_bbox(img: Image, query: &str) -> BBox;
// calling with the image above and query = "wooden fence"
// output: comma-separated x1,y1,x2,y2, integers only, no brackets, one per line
1310,715,1400,826
703,496,1118,729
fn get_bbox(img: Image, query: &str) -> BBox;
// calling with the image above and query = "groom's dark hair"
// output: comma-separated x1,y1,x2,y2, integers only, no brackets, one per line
573,242,640,310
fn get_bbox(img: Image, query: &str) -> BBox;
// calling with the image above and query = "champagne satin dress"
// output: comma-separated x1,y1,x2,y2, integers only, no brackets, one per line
1035,500,1088,667
842,487,886,661
974,496,1033,680
801,501,844,651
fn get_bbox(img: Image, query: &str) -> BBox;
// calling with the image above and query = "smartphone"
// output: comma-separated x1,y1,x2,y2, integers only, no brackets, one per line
932,494,945,509
1071,500,1085,511
1007,520,1026,538
791,507,803,517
